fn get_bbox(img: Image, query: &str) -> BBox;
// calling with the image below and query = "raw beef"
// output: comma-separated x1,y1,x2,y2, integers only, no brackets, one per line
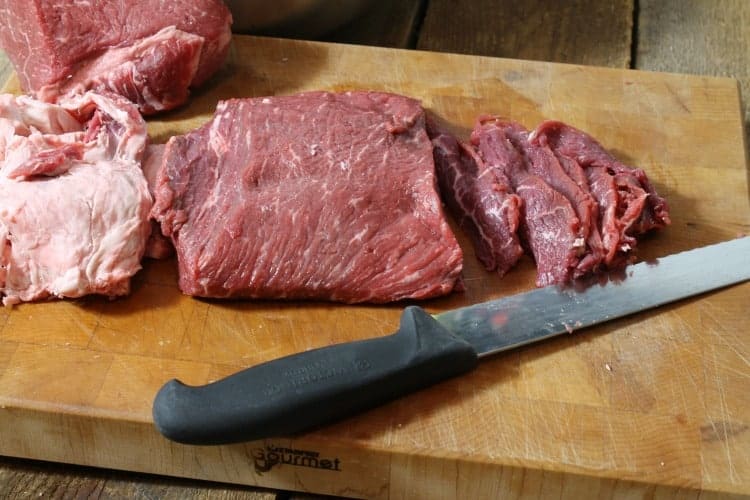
430,128,524,276
0,0,232,115
472,118,583,286
0,91,152,305
530,121,671,266
510,124,605,276
151,91,464,303
432,117,670,287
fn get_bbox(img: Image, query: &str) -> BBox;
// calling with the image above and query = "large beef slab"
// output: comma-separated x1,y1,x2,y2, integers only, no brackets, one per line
152,91,464,303
0,0,232,114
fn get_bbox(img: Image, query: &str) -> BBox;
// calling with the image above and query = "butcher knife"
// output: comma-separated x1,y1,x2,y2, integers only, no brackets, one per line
153,237,750,445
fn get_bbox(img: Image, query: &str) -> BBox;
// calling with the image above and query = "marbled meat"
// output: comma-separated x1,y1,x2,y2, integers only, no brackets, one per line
0,0,232,114
430,126,524,277
530,120,671,268
151,91,464,303
430,117,670,286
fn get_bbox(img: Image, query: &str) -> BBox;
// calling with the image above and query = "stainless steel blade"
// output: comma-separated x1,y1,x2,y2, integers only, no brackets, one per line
435,237,750,357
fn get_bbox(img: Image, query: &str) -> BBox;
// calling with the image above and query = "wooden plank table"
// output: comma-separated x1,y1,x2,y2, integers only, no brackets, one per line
1,1,749,498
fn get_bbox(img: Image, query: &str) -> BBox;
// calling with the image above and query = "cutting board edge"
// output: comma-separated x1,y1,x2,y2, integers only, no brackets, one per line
1,406,746,498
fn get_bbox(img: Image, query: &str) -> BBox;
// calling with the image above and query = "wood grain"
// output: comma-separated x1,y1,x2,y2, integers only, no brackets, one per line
636,0,750,147
417,0,634,67
322,0,424,48
1,36,748,499
0,456,277,500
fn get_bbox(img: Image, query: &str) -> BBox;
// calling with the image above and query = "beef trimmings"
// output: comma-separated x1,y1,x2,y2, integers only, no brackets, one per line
0,91,152,305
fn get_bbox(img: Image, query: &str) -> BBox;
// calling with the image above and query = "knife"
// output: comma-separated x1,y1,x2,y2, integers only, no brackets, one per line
153,237,750,445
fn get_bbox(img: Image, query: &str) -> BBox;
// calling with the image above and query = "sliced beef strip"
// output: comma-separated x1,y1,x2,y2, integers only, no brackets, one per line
471,118,582,287
151,91,463,303
510,124,605,276
0,91,152,305
430,129,524,277
0,0,232,115
531,120,671,266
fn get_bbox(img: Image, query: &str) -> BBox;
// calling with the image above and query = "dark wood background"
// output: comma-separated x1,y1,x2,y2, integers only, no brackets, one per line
1,0,748,498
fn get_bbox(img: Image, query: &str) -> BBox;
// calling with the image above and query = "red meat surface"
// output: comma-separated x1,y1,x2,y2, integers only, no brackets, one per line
152,91,464,303
0,0,232,114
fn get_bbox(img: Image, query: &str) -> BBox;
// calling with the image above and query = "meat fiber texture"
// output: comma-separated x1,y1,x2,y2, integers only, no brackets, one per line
0,91,152,305
430,117,670,287
0,0,232,115
430,127,524,277
151,91,464,303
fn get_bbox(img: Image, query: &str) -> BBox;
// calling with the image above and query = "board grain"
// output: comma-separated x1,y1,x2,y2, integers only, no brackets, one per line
418,0,634,67
636,0,750,147
1,36,749,499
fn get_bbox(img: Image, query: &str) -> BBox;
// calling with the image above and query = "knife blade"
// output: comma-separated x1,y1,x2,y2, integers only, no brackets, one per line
153,237,750,445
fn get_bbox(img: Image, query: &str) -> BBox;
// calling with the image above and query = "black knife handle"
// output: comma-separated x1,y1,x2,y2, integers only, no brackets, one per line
152,306,479,445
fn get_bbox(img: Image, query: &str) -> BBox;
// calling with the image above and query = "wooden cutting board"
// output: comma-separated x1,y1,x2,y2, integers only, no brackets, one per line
1,36,749,499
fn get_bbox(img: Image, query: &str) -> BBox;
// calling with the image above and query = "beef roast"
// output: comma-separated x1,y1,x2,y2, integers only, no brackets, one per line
0,0,232,114
151,91,463,303
0,91,152,305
